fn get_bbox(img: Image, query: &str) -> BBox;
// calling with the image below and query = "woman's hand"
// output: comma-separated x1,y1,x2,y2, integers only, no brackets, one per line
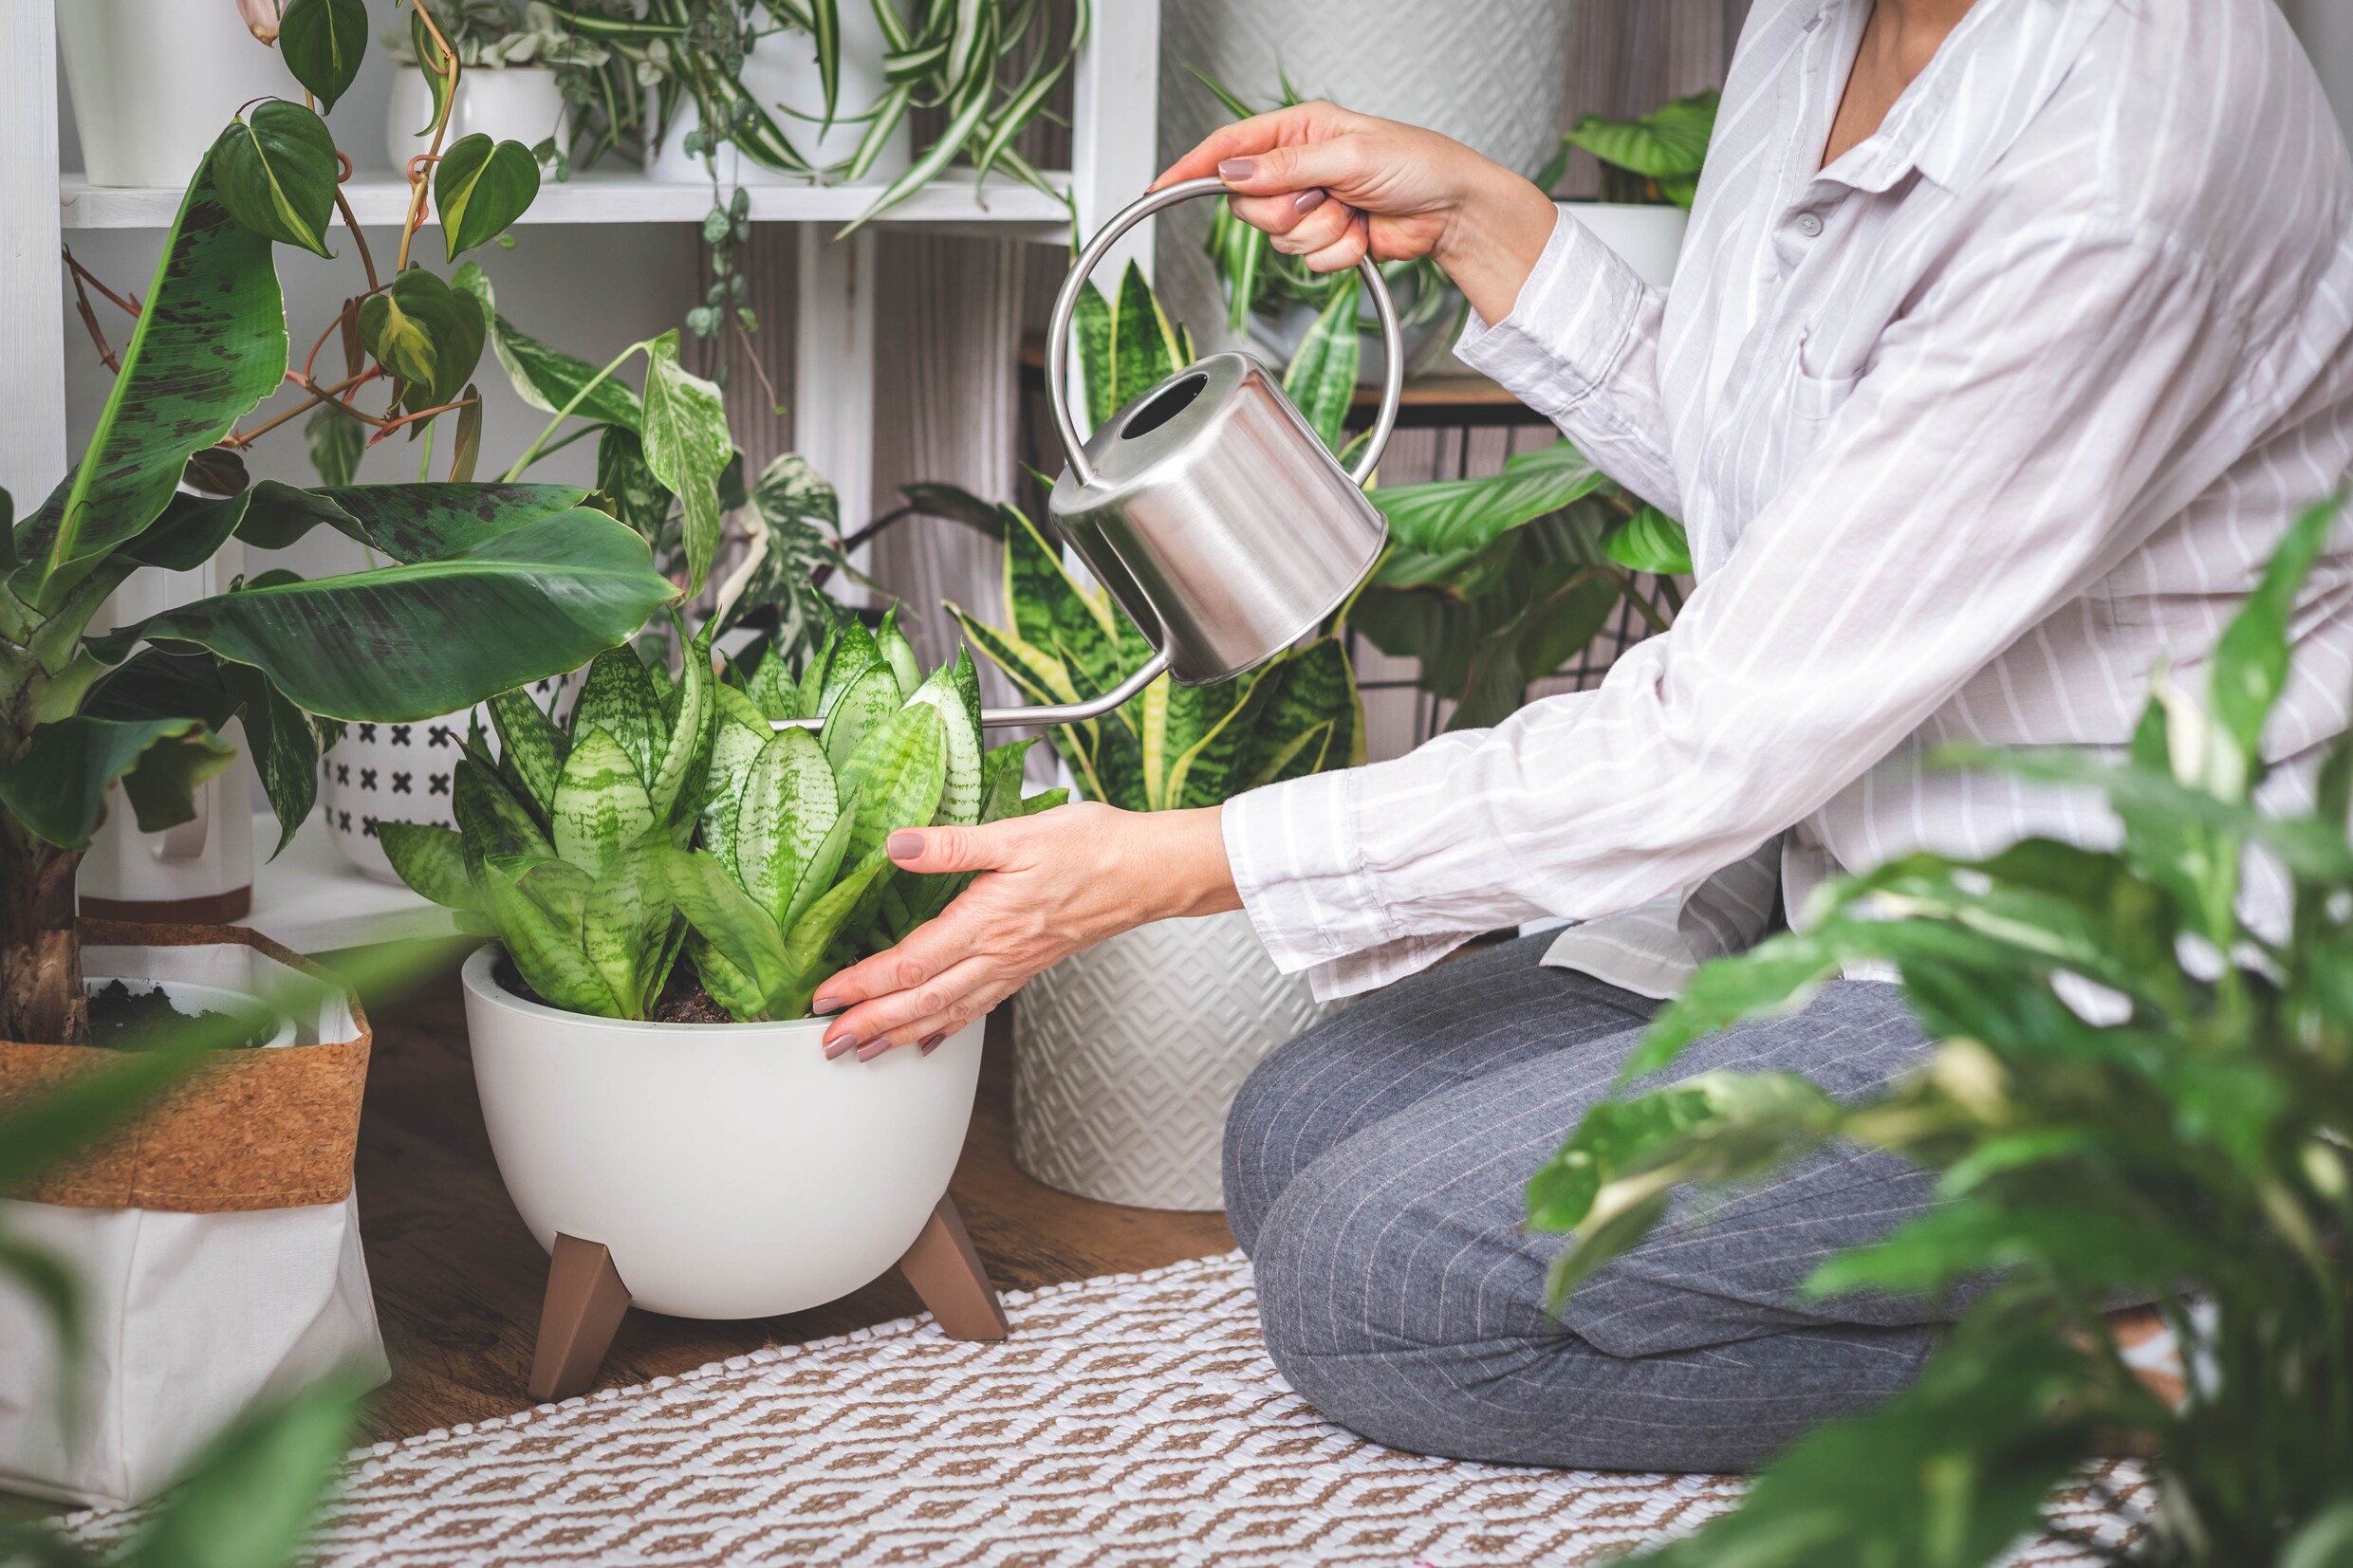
1155,101,1559,325
810,802,1241,1061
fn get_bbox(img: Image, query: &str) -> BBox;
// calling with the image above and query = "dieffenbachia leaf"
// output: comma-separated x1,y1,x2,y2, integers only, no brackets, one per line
212,100,341,257
640,330,731,595
0,716,234,851
434,134,542,261
277,0,367,112
35,154,284,603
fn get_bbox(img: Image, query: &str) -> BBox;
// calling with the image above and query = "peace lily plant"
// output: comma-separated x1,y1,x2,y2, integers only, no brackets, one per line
3,0,688,1048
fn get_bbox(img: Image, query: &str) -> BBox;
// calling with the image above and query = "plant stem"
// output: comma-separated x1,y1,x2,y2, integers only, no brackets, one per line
398,0,462,274
0,822,85,1046
334,184,380,295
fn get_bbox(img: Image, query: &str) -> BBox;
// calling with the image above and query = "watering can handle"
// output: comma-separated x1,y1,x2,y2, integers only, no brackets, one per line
1046,176,1406,492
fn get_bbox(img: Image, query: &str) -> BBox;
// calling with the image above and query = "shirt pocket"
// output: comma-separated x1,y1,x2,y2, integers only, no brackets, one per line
1788,326,1864,422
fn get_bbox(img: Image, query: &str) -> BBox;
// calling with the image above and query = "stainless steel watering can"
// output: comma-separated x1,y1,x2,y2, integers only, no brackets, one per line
974,175,1405,729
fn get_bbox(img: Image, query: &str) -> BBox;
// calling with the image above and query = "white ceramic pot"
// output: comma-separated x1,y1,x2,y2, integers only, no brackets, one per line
1013,909,1328,1212
56,0,290,188
317,670,580,885
1564,202,1693,291
460,947,986,1319
386,65,570,173
644,11,909,186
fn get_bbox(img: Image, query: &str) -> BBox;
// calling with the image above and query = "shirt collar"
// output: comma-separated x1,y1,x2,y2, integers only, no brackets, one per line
1818,0,2119,196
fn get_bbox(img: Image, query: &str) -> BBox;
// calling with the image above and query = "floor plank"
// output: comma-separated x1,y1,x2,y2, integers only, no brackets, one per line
349,951,1235,1444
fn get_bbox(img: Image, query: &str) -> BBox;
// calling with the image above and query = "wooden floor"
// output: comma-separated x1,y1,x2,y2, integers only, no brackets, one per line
351,947,1235,1445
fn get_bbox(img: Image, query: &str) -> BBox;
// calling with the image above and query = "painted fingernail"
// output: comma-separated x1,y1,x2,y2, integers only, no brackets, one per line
886,831,924,861
823,1031,859,1060
1292,189,1326,214
918,1032,946,1056
811,994,845,1015
1217,157,1255,182
856,1039,895,1062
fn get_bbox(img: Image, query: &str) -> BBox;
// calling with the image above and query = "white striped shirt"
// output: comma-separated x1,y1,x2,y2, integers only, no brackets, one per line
1223,0,2353,1003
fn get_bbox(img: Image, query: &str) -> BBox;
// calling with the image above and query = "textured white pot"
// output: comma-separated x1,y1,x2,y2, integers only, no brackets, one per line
56,0,289,188
386,65,569,173
645,13,909,186
318,670,580,885
1013,909,1326,1212
460,948,986,1319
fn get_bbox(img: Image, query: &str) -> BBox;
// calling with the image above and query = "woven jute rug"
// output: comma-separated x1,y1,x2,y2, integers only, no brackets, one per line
67,1251,2145,1565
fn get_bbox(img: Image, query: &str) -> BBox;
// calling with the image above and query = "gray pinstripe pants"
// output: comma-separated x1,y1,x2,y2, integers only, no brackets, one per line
1223,933,1950,1473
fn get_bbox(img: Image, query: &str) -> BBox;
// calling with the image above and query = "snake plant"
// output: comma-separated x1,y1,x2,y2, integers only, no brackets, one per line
669,614,1065,1021
380,627,717,1020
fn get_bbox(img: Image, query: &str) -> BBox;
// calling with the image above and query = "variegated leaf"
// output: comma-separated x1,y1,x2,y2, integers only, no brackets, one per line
904,653,983,825
581,839,671,1022
838,702,948,866
664,848,794,1019
820,661,903,772
773,849,896,1018
485,687,567,820
649,628,716,829
552,725,656,878
571,645,663,787
479,858,618,1017
375,821,479,911
735,728,840,926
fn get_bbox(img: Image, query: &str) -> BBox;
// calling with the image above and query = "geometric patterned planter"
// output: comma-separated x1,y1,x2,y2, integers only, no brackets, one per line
1013,908,1330,1212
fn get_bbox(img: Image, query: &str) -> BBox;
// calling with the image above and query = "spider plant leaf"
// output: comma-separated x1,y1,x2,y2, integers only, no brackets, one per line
842,83,916,180
1281,270,1362,456
821,661,904,771
665,848,794,1019
571,645,664,785
834,57,994,235
485,687,569,820
839,701,948,865
480,858,621,1017
905,652,984,825
553,725,657,878
811,0,841,124
738,727,841,924
376,821,480,912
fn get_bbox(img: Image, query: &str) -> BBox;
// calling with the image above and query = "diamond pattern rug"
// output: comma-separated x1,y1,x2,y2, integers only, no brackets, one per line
65,1252,2145,1565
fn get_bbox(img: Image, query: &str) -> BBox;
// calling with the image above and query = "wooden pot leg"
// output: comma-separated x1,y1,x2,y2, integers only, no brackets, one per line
897,1196,1009,1340
528,1234,632,1402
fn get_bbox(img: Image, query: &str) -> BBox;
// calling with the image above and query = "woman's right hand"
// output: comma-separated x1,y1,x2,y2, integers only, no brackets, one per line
1154,101,1559,325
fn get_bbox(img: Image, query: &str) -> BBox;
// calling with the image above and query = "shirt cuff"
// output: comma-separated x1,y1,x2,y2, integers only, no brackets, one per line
1454,204,1652,423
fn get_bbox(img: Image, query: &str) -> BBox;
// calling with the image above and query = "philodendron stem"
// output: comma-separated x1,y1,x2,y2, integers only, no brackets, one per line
503,340,651,479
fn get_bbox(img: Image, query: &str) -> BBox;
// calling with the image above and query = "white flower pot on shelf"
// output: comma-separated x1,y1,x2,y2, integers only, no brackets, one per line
644,10,908,187
317,670,581,885
385,65,569,174
56,0,289,189
1563,202,1692,291
1013,909,1329,1212
0,926,385,1508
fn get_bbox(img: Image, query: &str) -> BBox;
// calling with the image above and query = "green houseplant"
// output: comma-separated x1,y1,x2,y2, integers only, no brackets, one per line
1538,88,1720,209
1529,499,2353,1566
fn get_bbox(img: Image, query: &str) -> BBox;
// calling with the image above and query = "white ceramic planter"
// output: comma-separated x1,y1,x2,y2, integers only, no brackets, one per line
57,0,289,189
1013,909,1328,1212
645,13,908,186
1564,202,1692,291
460,948,986,1319
318,670,580,885
386,65,569,173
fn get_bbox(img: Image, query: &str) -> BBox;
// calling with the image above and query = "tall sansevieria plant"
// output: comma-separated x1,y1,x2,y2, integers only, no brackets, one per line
1529,500,2353,1567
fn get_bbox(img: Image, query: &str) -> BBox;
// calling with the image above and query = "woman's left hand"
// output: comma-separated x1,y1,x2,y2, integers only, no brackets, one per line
810,802,1241,1061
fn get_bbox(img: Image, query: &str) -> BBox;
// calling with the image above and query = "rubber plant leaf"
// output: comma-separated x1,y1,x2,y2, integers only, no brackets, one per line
376,822,481,911
83,511,674,723
276,0,367,112
552,725,657,880
36,153,284,604
211,100,340,257
734,728,840,926
434,134,543,261
639,330,731,595
0,717,232,852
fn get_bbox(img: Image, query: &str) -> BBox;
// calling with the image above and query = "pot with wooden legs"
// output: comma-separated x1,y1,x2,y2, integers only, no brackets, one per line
458,950,1005,1402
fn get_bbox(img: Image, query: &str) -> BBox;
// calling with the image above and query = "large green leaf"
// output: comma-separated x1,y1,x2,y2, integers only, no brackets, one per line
1373,441,1611,556
211,101,340,258
1280,270,1361,455
85,510,673,722
276,0,367,112
36,157,284,602
453,263,645,430
238,481,589,561
571,646,664,788
377,821,480,911
1602,506,1693,576
361,267,487,413
665,848,794,1018
640,331,731,595
1109,260,1186,415
735,727,840,923
0,716,234,851
593,426,670,542
838,702,948,866
718,452,848,644
2206,496,2339,796
435,135,543,260
1557,90,1719,182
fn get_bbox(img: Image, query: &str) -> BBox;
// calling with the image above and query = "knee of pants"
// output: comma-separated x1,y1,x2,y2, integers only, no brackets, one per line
1221,1027,1334,1256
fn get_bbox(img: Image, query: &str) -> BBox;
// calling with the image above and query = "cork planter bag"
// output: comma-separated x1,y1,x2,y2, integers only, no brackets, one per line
0,922,388,1508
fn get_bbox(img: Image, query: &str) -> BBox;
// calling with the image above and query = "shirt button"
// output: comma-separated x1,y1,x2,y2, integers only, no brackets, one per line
1794,212,1825,237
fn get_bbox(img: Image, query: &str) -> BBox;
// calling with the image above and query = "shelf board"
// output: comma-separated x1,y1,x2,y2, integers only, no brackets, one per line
60,169,1075,234
246,809,458,955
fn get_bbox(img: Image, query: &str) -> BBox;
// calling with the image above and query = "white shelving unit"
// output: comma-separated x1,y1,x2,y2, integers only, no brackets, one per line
2,0,1162,949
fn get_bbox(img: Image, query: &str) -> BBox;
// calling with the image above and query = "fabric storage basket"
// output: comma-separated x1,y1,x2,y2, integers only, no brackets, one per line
0,923,387,1508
